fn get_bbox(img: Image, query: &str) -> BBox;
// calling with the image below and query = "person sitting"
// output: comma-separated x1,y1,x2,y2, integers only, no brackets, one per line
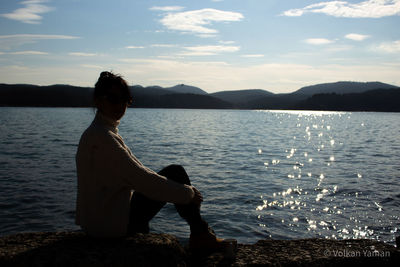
75,71,227,250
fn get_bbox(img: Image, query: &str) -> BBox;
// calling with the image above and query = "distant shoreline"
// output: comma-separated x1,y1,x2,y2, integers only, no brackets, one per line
1,82,399,112
0,106,399,113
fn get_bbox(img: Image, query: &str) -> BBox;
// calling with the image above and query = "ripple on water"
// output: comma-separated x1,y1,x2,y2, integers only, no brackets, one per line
0,108,399,245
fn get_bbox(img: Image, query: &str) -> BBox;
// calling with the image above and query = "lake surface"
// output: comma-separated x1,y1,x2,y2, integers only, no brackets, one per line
0,107,399,245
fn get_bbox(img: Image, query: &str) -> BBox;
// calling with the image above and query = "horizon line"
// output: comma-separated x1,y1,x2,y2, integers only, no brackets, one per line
0,80,399,95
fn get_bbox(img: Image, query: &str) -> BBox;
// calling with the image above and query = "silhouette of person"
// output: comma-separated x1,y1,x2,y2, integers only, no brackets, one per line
75,71,226,250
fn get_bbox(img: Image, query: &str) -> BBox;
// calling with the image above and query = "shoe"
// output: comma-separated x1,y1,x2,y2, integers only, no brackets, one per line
189,228,231,252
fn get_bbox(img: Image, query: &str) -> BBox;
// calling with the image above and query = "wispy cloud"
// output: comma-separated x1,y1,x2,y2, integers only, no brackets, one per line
156,55,183,60
345,33,370,41
1,0,54,24
304,38,335,45
0,34,79,40
219,40,235,45
125,46,145,49
0,34,80,49
150,6,184,12
2,59,399,92
114,58,400,93
324,45,354,52
180,45,240,56
69,52,97,57
9,50,48,55
241,54,265,58
283,0,400,18
152,8,243,37
151,44,178,48
376,40,400,53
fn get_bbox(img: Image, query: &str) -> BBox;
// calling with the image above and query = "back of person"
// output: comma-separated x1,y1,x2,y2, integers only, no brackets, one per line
76,115,132,237
75,71,231,252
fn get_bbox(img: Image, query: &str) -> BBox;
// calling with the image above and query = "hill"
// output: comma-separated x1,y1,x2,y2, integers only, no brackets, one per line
130,85,174,98
131,84,207,97
210,89,274,108
293,81,397,96
0,81,399,111
164,84,207,95
0,84,93,107
129,85,230,108
295,88,400,112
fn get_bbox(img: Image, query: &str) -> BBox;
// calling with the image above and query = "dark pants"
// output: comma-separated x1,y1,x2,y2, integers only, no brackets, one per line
127,164,208,235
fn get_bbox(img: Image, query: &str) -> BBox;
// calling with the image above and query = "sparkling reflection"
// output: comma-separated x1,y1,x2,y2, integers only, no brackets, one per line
254,110,398,243
1,108,399,245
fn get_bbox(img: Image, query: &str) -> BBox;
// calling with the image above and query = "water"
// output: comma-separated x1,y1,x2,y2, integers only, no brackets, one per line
0,107,399,245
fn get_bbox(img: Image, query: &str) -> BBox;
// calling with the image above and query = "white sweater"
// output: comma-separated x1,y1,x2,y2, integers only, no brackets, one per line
75,112,194,238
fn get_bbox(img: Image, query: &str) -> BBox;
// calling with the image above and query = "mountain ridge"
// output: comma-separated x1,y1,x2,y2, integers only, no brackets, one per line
210,89,275,106
293,81,397,95
0,81,399,111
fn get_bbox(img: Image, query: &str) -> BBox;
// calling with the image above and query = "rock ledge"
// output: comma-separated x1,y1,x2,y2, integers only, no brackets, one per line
0,232,399,266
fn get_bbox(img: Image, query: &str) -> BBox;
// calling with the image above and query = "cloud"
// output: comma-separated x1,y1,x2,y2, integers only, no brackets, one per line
324,45,354,52
149,6,184,12
9,50,48,55
69,52,97,57
125,46,145,49
345,33,370,41
1,0,54,24
241,54,265,58
283,0,400,18
114,58,400,93
156,55,183,60
0,64,103,87
151,44,178,48
219,40,235,45
0,34,79,40
0,34,80,49
180,45,240,56
304,38,335,45
376,40,400,52
1,59,399,93
153,8,243,36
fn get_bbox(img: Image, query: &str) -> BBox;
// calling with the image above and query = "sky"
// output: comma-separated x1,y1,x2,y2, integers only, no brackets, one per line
0,0,399,93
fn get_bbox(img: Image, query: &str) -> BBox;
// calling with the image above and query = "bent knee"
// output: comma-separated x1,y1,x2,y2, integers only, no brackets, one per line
159,164,190,184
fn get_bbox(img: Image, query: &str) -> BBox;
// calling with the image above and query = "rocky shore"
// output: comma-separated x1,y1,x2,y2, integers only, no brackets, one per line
0,231,399,266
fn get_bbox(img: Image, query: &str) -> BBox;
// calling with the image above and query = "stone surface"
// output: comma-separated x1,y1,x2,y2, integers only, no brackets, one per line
0,232,399,266
0,232,186,266
232,239,399,266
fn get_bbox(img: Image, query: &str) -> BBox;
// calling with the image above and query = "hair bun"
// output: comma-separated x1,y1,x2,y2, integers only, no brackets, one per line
100,71,112,79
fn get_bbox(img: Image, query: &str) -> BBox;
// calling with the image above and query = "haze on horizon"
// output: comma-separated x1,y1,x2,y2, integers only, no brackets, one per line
0,0,399,94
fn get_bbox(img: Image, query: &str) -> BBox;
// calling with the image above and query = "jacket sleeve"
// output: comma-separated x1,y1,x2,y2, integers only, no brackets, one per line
99,131,195,205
